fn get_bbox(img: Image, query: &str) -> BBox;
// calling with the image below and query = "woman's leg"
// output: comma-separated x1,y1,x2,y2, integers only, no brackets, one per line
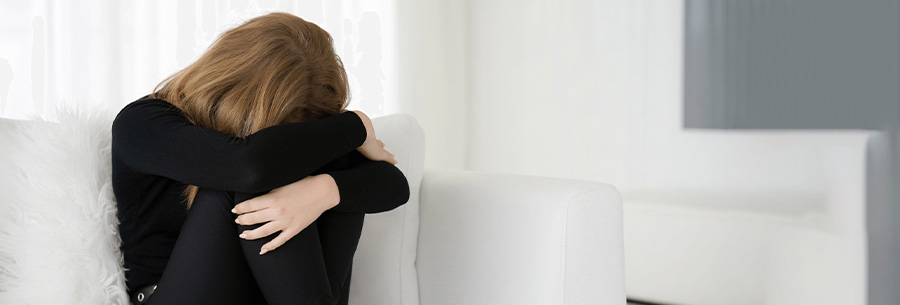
316,210,365,305
235,204,334,304
233,191,365,305
233,193,370,305
152,188,365,305
148,189,268,305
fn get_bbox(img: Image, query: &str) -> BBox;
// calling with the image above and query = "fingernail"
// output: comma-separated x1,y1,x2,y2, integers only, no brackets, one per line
259,248,268,255
239,233,247,239
231,208,236,213
234,218,240,224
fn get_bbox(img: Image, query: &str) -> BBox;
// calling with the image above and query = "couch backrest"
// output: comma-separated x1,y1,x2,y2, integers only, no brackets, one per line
353,113,425,305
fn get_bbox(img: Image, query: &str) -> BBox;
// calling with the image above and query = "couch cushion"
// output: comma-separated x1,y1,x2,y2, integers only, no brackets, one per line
351,113,425,305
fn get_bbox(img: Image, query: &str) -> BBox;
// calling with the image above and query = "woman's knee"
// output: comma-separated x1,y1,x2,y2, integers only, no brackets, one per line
188,189,235,216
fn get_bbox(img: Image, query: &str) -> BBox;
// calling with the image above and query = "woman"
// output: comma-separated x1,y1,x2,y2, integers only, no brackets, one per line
111,12,410,305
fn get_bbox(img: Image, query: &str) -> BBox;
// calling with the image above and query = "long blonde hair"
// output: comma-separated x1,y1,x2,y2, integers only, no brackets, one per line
150,12,351,206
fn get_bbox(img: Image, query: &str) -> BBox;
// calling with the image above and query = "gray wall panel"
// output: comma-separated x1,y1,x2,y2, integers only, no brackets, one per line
685,0,900,130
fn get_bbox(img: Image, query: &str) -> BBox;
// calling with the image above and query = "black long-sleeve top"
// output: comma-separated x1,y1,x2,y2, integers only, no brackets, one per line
111,96,410,293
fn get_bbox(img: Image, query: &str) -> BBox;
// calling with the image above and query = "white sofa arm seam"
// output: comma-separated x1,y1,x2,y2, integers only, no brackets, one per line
562,187,616,305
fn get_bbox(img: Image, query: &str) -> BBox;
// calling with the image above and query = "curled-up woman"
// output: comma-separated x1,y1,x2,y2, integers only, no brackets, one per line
111,12,409,305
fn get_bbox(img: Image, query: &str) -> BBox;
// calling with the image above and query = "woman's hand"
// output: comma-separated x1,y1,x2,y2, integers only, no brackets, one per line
231,174,340,255
349,110,397,164
359,138,397,164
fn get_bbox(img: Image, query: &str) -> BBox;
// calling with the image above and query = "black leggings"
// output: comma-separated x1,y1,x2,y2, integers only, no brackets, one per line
148,188,365,305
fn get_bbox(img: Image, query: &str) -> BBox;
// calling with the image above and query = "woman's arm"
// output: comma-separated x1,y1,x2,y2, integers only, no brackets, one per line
325,153,410,214
112,98,367,193
231,150,409,223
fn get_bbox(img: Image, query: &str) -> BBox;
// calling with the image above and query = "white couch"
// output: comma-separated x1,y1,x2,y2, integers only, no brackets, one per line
621,130,874,305
0,109,625,305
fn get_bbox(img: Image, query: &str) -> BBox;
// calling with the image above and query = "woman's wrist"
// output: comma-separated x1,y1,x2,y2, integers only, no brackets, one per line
316,173,341,210
351,110,374,148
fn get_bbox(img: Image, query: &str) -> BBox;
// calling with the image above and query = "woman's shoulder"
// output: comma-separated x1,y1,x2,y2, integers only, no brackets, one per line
112,95,185,133
116,95,180,119
123,94,175,110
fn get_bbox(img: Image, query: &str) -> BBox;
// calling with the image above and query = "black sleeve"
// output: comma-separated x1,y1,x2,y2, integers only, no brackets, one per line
230,149,410,214
111,98,366,193
326,156,411,214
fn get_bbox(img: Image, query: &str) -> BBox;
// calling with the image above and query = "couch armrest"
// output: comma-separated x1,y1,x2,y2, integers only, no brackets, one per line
416,169,625,305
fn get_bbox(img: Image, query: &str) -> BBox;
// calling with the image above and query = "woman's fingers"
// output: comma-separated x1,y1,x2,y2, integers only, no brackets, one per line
234,207,275,226
259,228,299,255
384,149,397,164
239,221,281,240
232,197,269,214
376,145,397,164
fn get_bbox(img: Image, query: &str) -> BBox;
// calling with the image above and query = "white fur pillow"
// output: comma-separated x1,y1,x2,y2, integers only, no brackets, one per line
0,108,129,304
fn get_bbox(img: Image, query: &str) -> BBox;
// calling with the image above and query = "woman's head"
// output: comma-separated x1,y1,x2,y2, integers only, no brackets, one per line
152,12,350,137
151,12,350,205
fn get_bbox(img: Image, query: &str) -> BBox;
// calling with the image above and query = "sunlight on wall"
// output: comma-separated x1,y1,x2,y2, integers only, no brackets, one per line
0,0,398,120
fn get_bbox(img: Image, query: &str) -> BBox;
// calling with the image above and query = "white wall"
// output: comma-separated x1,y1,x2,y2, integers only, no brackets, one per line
396,0,469,170
465,0,676,191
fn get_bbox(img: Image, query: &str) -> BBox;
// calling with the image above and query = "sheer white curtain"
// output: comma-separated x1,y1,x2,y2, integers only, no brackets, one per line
0,0,398,120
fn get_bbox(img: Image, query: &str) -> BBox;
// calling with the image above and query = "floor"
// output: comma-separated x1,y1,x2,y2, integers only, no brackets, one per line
627,299,671,305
